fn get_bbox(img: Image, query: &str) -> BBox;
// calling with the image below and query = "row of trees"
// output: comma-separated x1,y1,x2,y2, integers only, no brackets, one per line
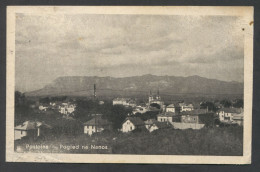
200,99,243,112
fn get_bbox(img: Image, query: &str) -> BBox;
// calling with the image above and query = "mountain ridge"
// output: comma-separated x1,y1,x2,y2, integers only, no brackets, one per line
25,74,243,97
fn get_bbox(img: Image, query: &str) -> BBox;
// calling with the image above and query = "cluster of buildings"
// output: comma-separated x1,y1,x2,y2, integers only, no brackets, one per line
15,91,244,140
38,102,76,115
112,98,137,107
14,121,52,140
217,108,244,126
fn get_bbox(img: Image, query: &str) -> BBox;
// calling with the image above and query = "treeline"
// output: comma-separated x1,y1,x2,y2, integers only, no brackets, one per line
74,99,132,130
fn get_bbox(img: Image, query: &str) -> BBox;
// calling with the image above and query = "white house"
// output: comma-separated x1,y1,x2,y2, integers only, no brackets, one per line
157,112,177,123
121,117,145,133
112,98,137,107
166,104,175,113
14,121,52,140
179,103,194,112
84,115,112,136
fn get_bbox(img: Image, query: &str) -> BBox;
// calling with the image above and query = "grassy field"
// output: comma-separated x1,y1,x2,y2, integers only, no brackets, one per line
15,126,243,156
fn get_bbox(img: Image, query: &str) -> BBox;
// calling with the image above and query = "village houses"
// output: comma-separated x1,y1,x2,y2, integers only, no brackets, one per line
217,108,244,126
59,102,76,115
112,98,137,107
144,119,169,132
170,109,214,130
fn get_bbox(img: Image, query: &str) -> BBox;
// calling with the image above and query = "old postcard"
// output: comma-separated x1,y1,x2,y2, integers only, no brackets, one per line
6,6,253,164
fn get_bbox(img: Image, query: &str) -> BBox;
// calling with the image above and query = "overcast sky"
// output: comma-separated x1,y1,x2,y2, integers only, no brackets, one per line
15,14,244,92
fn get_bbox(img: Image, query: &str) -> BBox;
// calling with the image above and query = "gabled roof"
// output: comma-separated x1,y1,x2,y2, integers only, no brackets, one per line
15,121,52,130
124,117,144,126
218,108,243,114
154,122,169,129
157,112,177,117
145,119,169,129
179,103,193,107
144,119,157,125
84,116,112,126
167,104,175,108
113,98,131,102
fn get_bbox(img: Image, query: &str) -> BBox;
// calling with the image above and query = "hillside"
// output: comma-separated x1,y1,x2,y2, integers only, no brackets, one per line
25,75,243,97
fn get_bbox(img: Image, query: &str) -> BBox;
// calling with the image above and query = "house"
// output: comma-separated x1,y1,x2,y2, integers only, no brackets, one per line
14,121,52,140
112,98,136,107
157,112,181,123
179,103,194,112
39,105,48,111
217,108,243,125
121,117,145,133
144,119,169,132
166,104,175,113
232,112,244,126
84,115,112,136
59,103,76,115
171,122,205,130
180,109,215,127
133,105,149,114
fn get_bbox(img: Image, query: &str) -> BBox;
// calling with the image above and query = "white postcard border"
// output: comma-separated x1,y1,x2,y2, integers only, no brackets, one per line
6,6,253,164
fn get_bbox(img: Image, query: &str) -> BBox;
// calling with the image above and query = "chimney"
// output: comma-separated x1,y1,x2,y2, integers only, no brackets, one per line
93,84,96,99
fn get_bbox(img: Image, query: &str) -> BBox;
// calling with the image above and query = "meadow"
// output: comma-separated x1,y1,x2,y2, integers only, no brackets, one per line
15,126,243,156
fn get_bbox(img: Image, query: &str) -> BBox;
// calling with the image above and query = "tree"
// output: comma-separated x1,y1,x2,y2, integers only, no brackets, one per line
220,99,232,108
39,97,50,104
150,103,161,109
200,101,217,112
233,99,243,108
15,91,25,106
104,105,131,130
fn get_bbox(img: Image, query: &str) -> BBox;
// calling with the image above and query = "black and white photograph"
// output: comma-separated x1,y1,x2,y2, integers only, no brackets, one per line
6,6,253,164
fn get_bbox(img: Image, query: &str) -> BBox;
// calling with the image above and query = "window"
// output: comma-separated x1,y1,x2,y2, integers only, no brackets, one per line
21,131,23,134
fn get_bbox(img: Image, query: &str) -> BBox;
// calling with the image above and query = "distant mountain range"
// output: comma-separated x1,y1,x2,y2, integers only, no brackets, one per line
25,75,243,97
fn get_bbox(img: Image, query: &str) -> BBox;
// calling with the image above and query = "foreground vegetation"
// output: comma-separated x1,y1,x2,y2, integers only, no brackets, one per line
15,126,243,156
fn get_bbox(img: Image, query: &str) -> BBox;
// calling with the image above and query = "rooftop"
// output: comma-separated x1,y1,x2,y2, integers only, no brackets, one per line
219,108,243,114
181,109,209,116
125,117,145,126
84,116,112,126
15,121,52,130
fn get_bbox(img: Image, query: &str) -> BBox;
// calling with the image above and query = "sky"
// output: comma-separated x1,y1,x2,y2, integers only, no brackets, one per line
15,13,244,92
